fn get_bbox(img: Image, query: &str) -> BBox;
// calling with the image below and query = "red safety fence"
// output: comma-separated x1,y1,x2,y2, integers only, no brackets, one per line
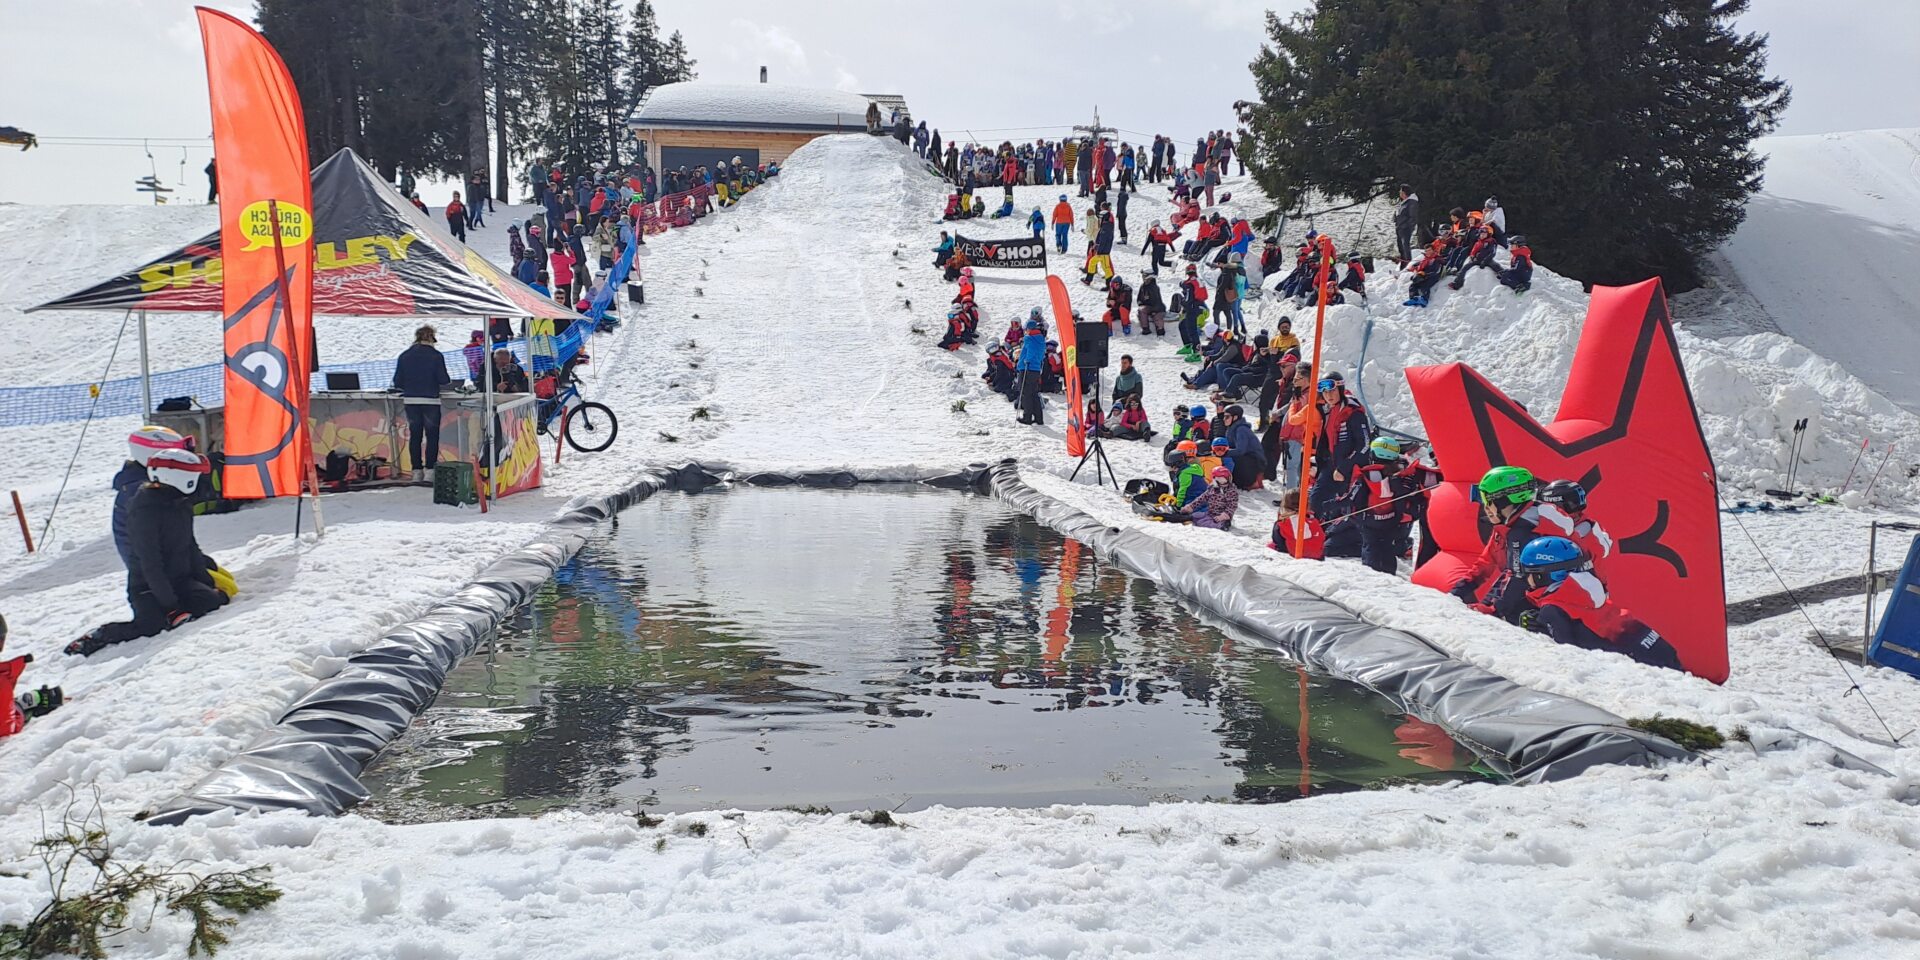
626,182,717,237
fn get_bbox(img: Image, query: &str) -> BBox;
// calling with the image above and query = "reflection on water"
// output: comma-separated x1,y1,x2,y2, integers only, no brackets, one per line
358,487,1489,821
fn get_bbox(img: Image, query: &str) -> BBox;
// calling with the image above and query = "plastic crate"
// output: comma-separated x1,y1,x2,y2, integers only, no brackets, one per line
433,462,479,506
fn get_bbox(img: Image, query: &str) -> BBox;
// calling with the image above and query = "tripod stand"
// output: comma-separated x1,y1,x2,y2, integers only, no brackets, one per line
1069,370,1118,489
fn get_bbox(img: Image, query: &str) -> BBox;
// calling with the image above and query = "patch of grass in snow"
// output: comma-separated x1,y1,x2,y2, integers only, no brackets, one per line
850,810,904,828
774,805,833,816
658,432,680,443
1627,716,1726,751
691,406,711,420
633,811,663,828
0,791,282,959
678,821,709,838
950,400,967,414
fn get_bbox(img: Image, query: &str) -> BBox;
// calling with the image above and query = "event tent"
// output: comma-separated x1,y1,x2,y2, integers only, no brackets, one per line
31,147,581,323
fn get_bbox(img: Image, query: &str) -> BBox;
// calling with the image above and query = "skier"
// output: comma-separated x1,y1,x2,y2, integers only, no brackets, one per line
1338,255,1367,302
1308,372,1373,522
1534,479,1614,564
1448,466,1546,624
1516,538,1684,670
1403,243,1448,307
1051,195,1074,254
1083,211,1115,286
115,426,190,568
1351,437,1414,574
1269,488,1325,559
69,449,231,657
1498,236,1534,292
1016,318,1047,424
1028,207,1045,240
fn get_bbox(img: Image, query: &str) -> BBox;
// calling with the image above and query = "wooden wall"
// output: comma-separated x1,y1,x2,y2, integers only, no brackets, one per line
630,128,831,173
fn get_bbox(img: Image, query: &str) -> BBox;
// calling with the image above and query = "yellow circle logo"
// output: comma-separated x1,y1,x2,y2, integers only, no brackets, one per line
238,200,312,252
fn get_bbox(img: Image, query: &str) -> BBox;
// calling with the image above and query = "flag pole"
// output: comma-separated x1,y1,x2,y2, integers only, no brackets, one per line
268,198,324,539
1293,234,1335,558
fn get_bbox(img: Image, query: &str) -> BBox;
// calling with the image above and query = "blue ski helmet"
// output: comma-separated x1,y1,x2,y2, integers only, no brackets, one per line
1519,537,1589,583
1189,405,1208,419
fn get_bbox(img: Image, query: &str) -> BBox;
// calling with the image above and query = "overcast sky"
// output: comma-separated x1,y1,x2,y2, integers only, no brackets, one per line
1,0,1915,206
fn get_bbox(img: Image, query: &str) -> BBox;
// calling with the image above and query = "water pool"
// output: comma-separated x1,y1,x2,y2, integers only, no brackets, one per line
358,486,1487,820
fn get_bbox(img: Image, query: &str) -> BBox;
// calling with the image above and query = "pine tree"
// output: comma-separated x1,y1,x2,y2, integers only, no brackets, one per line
1243,0,1788,286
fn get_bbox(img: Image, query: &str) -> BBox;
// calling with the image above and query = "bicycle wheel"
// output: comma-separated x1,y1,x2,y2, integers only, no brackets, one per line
563,401,618,453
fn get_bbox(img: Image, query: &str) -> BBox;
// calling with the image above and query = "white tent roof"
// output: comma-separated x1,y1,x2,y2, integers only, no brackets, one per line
629,82,886,131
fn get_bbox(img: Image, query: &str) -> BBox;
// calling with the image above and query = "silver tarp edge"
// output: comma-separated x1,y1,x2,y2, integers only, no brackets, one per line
143,463,995,824
981,461,1693,781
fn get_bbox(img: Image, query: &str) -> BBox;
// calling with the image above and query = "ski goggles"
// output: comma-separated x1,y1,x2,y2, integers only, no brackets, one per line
1316,378,1337,392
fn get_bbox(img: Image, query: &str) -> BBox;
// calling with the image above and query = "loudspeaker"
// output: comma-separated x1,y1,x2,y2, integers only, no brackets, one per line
1074,321,1110,369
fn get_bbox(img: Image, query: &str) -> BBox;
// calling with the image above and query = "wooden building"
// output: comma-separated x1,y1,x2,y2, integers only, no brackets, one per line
628,81,910,175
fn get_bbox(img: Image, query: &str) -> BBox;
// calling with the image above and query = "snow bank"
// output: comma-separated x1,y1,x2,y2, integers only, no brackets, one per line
2,134,1919,959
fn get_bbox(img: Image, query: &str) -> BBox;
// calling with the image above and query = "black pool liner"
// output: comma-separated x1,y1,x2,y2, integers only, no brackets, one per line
144,460,1688,824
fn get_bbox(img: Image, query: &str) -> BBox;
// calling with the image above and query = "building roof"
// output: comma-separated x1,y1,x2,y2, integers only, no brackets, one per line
630,82,906,132
863,94,910,120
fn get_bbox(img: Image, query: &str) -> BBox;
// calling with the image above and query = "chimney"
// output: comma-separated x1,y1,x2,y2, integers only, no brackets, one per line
759,66,768,84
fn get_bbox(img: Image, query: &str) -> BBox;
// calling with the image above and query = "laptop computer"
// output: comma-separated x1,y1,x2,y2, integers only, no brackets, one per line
324,372,362,391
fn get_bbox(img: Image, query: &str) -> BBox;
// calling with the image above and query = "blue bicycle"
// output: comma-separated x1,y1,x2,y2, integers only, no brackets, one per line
536,354,618,453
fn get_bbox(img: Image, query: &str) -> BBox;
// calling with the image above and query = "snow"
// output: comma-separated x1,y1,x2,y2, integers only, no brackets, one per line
632,81,880,131
1699,128,1920,415
2,134,1920,958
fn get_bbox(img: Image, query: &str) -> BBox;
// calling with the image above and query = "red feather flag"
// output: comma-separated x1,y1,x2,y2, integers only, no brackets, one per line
1048,276,1086,458
197,7,315,499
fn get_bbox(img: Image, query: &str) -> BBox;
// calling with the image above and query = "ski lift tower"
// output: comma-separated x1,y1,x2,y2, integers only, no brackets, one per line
1071,107,1117,144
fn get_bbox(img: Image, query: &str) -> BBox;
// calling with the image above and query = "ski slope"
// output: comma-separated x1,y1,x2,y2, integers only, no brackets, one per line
0,135,1918,959
1707,128,1920,414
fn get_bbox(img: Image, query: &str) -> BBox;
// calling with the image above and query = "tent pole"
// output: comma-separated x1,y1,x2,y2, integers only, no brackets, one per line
484,323,495,504
137,309,153,424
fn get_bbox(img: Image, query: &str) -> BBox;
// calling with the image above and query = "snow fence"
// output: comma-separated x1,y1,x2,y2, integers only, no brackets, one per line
145,460,1685,824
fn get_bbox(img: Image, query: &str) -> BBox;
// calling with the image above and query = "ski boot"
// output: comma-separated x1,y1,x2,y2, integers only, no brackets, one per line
1403,295,1428,308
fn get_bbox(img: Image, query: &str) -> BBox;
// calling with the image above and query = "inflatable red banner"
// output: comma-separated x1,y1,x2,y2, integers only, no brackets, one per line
1048,276,1086,458
198,7,314,499
1405,279,1727,682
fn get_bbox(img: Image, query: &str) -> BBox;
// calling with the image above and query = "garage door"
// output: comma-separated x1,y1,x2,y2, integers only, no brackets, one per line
660,145,761,175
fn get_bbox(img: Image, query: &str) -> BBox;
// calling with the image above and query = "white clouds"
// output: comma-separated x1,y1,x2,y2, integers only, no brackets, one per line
726,19,808,74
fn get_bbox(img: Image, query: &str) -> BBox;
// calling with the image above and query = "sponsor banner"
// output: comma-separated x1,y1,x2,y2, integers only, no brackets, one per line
955,234,1048,270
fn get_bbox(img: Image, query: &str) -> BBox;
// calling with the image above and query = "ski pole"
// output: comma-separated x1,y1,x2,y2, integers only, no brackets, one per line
1862,444,1896,499
1322,484,1435,526
1840,436,1871,493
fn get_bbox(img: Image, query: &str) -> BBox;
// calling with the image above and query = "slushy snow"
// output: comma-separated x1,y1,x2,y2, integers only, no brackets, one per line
0,134,1918,959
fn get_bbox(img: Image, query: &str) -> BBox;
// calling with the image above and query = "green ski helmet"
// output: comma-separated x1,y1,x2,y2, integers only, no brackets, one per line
1473,465,1537,507
1369,437,1403,461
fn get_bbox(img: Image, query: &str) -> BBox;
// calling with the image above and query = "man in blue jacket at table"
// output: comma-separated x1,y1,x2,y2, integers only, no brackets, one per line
394,324,451,483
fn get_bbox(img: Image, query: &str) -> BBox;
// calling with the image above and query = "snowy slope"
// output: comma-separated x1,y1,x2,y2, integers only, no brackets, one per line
2,136,1919,959
1694,128,1920,414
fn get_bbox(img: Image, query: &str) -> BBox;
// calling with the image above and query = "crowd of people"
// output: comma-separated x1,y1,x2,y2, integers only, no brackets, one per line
913,128,1667,673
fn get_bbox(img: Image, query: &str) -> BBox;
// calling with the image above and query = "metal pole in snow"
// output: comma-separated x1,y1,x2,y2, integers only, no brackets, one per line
1841,437,1871,494
138,309,153,423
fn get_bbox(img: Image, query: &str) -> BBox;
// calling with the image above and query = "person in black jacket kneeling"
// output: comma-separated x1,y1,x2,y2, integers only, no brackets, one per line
69,449,229,657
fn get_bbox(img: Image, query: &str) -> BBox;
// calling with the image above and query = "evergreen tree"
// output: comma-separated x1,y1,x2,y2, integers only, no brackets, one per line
1243,0,1788,286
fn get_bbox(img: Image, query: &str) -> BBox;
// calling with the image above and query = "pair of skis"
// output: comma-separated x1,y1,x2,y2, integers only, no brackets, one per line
1770,423,1896,502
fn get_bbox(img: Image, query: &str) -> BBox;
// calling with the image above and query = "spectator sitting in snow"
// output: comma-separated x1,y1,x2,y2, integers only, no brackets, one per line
2,615,65,737
1515,537,1683,671
1270,488,1326,559
1108,398,1153,441
69,450,230,657
1499,236,1533,292
115,426,190,569
1111,355,1144,408
1178,467,1239,529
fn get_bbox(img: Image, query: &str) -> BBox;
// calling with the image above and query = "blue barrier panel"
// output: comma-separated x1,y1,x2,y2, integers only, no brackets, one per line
1868,534,1920,676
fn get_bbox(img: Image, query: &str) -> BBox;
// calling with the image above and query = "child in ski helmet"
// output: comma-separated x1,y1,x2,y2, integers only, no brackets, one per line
1534,479,1614,563
1449,465,1546,622
1517,537,1683,670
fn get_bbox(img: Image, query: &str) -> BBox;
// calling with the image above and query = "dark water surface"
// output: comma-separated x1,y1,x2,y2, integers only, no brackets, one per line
359,486,1487,821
